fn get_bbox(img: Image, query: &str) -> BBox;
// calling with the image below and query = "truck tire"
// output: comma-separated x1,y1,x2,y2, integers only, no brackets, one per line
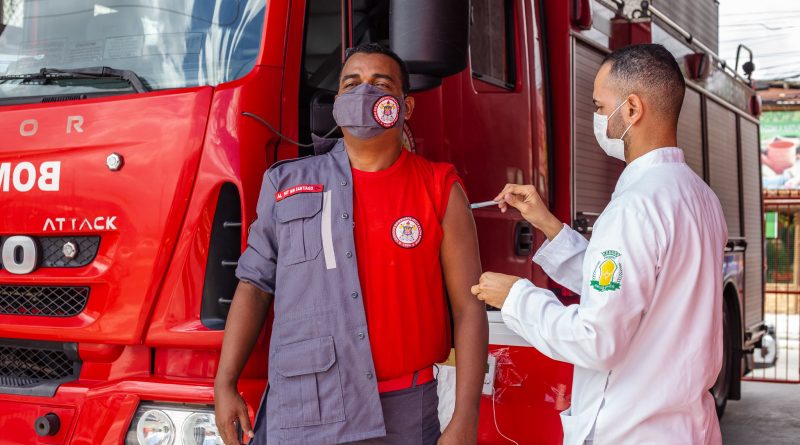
711,296,732,418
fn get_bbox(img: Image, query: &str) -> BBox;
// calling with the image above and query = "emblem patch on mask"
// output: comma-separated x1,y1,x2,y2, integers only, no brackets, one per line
373,95,400,128
392,216,422,248
590,250,623,292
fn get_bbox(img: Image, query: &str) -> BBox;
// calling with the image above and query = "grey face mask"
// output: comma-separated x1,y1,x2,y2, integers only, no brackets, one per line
333,82,405,139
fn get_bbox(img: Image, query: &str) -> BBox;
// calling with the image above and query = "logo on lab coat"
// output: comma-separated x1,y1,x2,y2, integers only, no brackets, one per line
392,216,422,248
590,250,623,292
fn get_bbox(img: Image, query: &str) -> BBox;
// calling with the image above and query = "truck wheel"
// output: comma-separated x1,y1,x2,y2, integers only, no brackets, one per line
711,297,732,418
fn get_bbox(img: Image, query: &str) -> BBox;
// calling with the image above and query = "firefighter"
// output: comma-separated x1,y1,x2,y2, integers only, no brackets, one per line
214,43,488,445
471,44,727,444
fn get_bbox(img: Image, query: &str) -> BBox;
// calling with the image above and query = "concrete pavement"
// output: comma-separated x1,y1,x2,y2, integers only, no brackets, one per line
750,313,799,381
721,381,800,444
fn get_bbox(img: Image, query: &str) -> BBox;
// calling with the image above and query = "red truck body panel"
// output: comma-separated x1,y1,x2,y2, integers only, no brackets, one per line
0,88,211,343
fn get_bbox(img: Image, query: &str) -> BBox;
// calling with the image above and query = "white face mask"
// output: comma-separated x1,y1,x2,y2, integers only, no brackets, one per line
593,100,634,162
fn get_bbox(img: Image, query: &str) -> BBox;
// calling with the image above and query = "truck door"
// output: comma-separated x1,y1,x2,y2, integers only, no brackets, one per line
295,1,572,442
708,101,743,240
677,88,705,177
440,0,538,281
739,118,764,330
326,0,549,287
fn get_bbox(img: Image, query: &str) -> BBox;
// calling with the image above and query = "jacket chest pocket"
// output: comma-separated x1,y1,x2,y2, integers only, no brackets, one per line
276,193,323,265
274,336,345,429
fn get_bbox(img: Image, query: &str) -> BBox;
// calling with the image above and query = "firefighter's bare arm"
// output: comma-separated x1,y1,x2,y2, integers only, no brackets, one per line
494,183,563,241
215,281,273,445
439,183,488,445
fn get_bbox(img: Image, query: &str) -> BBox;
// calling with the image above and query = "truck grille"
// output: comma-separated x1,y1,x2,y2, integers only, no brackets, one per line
0,340,81,397
0,236,99,269
39,236,100,268
0,285,89,317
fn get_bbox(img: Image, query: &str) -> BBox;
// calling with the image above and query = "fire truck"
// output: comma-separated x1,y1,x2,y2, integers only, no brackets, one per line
0,0,765,444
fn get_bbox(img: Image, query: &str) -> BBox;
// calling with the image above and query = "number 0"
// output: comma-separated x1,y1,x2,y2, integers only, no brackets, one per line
2,236,38,275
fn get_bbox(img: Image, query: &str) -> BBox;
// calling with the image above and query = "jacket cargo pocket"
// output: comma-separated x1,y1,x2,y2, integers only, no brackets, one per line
275,192,323,265
274,335,345,428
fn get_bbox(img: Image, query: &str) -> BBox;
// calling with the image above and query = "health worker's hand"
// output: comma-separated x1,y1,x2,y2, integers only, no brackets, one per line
494,184,563,240
471,272,521,309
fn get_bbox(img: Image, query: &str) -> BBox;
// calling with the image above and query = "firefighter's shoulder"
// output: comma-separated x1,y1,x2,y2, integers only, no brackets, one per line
267,154,316,173
268,137,341,175
265,152,330,190
266,138,342,187
269,149,333,173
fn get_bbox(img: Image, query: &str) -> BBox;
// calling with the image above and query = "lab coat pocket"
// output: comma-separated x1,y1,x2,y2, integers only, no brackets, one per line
275,192,323,265
559,408,581,445
274,335,345,428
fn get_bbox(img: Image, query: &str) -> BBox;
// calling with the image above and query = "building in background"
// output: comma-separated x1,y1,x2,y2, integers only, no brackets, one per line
753,81,800,380
759,83,800,191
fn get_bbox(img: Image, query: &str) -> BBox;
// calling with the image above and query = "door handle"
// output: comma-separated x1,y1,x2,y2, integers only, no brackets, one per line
514,221,534,256
573,211,601,234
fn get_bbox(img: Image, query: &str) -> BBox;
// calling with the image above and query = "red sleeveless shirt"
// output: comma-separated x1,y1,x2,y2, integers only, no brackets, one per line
352,149,464,381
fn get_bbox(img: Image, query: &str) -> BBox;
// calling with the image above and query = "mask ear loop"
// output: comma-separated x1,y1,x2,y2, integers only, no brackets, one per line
610,98,635,140
620,120,634,139
609,99,627,118
242,111,339,148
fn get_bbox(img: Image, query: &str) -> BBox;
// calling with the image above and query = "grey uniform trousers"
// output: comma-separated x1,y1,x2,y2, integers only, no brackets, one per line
345,379,441,445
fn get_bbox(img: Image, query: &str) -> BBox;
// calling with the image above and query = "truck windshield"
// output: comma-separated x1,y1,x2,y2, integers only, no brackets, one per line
0,0,265,100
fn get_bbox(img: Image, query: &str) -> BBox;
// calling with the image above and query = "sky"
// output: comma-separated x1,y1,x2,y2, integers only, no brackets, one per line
719,0,800,81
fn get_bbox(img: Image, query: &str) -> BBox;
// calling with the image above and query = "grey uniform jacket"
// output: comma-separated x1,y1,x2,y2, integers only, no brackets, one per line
236,140,386,444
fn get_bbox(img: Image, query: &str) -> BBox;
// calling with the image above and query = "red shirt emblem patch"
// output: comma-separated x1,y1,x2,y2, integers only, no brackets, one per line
392,216,422,248
275,184,323,201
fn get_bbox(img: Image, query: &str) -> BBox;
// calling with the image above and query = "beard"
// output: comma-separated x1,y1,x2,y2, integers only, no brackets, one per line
607,111,631,157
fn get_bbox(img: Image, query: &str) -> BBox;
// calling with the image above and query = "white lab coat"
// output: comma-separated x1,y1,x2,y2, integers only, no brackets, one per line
501,148,727,444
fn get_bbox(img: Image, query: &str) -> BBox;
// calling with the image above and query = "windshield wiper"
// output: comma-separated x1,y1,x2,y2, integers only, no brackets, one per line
0,66,149,93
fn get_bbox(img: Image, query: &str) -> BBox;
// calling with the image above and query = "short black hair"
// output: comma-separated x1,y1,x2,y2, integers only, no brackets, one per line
343,42,411,94
602,43,686,124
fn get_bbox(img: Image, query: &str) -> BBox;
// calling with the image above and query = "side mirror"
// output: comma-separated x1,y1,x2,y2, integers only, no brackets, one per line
390,0,470,91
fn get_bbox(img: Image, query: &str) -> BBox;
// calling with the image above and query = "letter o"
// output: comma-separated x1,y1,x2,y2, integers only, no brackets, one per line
20,119,38,137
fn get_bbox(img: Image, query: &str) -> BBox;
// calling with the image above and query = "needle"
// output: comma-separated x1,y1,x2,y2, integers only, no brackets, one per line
470,200,500,210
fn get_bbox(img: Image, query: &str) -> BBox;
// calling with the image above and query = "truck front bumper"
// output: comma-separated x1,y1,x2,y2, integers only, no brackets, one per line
0,377,264,444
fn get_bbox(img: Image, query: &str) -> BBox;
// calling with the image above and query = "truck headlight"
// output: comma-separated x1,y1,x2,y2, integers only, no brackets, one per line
125,404,222,445
181,412,221,445
133,409,174,445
